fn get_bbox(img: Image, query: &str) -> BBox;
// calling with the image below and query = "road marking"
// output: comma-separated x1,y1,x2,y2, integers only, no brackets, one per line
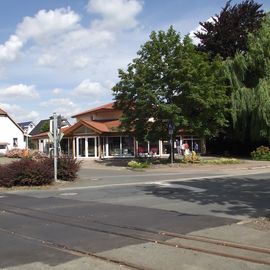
150,182,206,192
80,171,215,179
58,174,231,191
59,192,78,196
0,196,6,198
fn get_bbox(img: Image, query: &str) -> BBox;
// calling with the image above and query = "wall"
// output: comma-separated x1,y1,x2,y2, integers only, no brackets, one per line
0,115,26,151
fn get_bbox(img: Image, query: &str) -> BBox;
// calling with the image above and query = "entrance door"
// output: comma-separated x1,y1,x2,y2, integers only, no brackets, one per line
78,138,86,157
77,137,97,158
88,138,95,157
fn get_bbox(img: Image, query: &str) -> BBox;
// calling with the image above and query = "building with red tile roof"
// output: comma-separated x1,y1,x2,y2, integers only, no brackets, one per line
31,102,203,158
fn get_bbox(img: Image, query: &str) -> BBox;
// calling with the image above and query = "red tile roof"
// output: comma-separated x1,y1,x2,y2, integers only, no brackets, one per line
72,102,117,118
64,119,121,136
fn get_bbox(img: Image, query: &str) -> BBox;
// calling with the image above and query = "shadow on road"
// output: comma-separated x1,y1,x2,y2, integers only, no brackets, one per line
142,175,270,218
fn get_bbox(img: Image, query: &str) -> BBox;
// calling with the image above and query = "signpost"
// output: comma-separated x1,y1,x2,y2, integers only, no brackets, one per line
168,121,174,165
53,113,58,181
49,113,65,181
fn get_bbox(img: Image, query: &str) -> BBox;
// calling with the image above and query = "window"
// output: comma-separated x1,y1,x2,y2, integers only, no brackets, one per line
0,145,6,149
108,137,120,156
137,140,160,157
13,138,18,147
122,137,134,156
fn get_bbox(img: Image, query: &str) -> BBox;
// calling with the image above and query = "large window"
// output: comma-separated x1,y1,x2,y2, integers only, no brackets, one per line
78,138,86,157
137,141,160,157
87,138,95,157
162,141,170,154
122,137,134,156
149,141,159,155
108,137,121,156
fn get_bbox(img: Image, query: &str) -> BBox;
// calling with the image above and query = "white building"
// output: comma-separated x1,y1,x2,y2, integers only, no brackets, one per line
0,108,26,155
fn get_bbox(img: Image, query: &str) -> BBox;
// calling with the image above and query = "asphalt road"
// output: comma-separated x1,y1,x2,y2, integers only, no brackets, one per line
0,169,269,269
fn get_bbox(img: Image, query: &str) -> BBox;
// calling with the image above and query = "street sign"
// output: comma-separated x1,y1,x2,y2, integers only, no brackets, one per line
168,121,175,135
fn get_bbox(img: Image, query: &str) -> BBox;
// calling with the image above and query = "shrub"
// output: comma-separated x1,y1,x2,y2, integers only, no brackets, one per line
0,158,53,187
0,156,81,187
28,150,48,160
12,158,54,186
202,158,240,164
251,146,270,161
0,164,16,187
127,160,150,169
183,151,201,163
6,148,24,158
57,156,81,181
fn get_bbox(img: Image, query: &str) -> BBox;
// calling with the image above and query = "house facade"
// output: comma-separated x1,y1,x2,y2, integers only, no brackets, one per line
30,119,70,153
0,108,26,155
30,102,204,159
60,102,204,159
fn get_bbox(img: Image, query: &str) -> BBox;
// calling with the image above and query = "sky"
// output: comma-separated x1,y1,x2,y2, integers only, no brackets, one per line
0,0,269,124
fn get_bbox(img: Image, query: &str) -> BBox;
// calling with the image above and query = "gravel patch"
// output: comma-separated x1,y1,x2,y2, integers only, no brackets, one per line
246,217,270,231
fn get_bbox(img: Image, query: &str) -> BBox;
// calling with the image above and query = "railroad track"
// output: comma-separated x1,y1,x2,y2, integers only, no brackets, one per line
0,201,270,269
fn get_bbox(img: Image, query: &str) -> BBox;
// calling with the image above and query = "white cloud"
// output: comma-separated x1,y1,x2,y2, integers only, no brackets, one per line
40,98,81,118
71,55,91,69
87,0,143,31
0,8,80,66
72,79,106,96
0,84,39,99
52,88,64,95
0,35,24,62
0,2,143,71
16,8,80,42
41,98,75,107
37,53,57,66
0,102,39,122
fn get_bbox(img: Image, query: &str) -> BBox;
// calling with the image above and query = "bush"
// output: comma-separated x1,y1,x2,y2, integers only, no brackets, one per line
251,146,270,161
57,156,81,181
0,158,53,187
0,156,81,187
28,150,48,160
202,158,240,164
6,148,25,158
183,151,201,163
0,164,16,187
11,158,53,186
127,160,150,169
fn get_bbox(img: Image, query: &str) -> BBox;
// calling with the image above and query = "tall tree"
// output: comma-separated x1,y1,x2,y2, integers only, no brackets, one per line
113,27,229,143
225,15,270,143
195,0,265,59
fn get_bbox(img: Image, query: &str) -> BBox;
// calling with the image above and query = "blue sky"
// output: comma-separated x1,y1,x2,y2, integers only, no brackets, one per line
0,0,269,123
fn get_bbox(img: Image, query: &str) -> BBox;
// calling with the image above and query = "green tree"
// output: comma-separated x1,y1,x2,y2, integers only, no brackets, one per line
225,15,270,143
195,0,265,59
113,27,229,144
41,121,49,132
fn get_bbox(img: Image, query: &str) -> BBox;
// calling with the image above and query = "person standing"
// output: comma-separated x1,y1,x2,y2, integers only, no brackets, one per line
176,139,181,155
194,142,199,153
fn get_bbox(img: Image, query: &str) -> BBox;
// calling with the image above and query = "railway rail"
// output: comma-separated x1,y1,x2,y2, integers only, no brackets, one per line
0,201,270,269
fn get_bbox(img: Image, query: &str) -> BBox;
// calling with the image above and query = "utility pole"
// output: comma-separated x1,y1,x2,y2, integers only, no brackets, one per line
53,112,58,181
